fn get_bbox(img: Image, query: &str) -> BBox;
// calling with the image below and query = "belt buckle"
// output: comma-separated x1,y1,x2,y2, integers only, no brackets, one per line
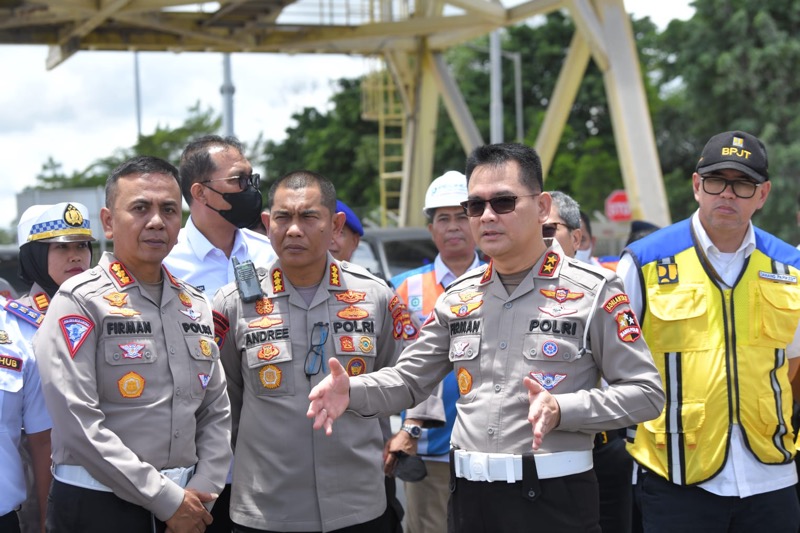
468,453,490,482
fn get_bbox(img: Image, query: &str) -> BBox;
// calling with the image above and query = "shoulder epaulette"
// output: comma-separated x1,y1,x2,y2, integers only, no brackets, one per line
4,299,44,329
341,261,389,287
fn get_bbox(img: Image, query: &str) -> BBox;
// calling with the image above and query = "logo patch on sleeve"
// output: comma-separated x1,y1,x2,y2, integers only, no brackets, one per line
59,315,95,359
616,310,641,342
603,294,630,313
212,310,230,348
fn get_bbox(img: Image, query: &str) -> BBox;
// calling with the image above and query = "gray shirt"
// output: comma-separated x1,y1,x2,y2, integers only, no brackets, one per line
349,246,665,455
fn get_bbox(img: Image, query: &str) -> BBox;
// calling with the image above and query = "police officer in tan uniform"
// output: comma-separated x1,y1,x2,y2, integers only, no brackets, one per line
215,170,418,532
309,143,665,533
35,156,232,533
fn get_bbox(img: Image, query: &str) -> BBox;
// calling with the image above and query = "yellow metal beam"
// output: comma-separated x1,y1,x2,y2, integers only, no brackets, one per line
564,0,607,71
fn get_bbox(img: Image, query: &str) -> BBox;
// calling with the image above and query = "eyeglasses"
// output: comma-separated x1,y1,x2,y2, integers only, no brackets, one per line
202,173,261,191
542,222,571,238
460,193,540,217
304,322,329,378
700,176,759,199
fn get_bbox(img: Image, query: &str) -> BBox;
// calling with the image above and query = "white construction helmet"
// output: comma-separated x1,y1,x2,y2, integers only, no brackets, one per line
423,170,468,218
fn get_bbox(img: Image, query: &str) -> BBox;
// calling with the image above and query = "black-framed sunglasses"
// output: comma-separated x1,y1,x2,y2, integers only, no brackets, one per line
202,173,261,191
304,322,330,378
460,193,540,217
542,222,570,238
700,175,759,199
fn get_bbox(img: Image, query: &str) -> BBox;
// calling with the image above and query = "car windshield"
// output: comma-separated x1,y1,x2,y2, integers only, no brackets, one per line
383,238,435,278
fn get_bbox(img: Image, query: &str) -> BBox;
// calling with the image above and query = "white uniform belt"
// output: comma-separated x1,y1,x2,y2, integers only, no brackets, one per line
453,450,593,483
53,464,196,493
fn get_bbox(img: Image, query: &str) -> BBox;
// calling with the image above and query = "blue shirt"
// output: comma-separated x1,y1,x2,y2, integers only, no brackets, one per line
0,299,52,514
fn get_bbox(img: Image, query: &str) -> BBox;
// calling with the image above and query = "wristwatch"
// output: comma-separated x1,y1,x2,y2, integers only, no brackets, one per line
401,424,422,439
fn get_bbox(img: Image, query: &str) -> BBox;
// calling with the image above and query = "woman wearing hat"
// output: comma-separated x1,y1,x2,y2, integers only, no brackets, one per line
9,201,95,533
16,202,96,315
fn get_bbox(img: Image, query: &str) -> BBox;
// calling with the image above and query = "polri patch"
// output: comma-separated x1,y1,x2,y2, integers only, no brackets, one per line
59,315,94,358
457,367,473,395
337,306,369,320
104,292,128,307
259,365,282,389
255,297,274,315
198,373,211,389
346,357,367,376
340,336,355,352
542,341,558,357
450,301,483,318
257,343,280,361
248,316,284,329
540,288,583,303
335,290,367,304
119,342,145,359
118,371,145,398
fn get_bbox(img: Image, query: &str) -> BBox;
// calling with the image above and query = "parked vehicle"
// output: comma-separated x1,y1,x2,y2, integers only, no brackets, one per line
350,227,437,284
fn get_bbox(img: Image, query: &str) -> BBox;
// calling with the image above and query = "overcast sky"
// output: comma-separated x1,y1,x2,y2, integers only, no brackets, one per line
0,0,693,234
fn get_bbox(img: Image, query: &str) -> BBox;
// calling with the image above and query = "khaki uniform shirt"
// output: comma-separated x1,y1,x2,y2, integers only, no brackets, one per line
350,247,665,455
214,254,408,532
35,252,232,521
19,282,51,314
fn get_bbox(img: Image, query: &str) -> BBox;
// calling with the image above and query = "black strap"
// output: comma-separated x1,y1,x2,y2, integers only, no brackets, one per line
521,452,541,502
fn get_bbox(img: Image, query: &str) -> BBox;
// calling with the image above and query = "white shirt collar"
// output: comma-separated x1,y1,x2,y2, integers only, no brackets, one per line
185,216,248,261
434,252,481,287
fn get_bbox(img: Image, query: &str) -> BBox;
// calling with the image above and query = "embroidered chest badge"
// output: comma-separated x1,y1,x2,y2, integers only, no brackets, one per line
540,287,584,303
119,343,145,359
531,372,567,391
457,367,473,395
335,290,367,304
347,357,367,376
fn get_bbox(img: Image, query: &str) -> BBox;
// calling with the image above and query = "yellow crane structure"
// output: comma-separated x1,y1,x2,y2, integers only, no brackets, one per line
0,0,670,228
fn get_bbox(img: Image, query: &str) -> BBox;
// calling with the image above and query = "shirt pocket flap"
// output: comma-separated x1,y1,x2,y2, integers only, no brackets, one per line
649,285,707,321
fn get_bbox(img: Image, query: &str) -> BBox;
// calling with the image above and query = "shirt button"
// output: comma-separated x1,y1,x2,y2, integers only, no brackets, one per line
169,346,175,354
529,348,537,356
494,384,501,393
487,428,495,435
499,341,507,349
504,302,512,309
174,431,180,438
161,309,167,315
113,353,120,360
176,388,182,396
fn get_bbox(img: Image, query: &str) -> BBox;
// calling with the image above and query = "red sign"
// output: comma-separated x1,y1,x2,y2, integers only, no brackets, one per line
605,190,631,222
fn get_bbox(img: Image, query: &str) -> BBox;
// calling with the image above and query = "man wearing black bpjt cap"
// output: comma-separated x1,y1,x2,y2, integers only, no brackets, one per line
618,131,800,532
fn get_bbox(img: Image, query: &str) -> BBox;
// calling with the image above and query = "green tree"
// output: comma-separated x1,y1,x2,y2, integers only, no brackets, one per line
30,103,222,190
653,0,800,242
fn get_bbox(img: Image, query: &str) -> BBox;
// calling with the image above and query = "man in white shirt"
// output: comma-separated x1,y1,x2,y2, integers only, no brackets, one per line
164,135,276,298
618,130,800,532
163,135,276,532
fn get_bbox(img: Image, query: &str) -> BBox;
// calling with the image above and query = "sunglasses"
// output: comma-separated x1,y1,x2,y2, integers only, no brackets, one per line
203,173,261,191
460,193,540,217
542,222,570,238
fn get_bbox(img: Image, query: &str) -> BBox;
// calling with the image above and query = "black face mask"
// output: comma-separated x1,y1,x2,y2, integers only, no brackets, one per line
204,184,263,229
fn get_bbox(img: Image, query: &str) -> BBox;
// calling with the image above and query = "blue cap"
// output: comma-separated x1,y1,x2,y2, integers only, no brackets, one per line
336,200,364,236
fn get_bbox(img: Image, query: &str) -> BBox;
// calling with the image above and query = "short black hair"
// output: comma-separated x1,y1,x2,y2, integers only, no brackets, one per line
465,143,543,193
179,135,245,205
105,156,180,209
268,170,337,215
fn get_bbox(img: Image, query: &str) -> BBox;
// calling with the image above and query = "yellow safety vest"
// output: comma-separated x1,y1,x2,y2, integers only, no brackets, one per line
626,221,800,485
